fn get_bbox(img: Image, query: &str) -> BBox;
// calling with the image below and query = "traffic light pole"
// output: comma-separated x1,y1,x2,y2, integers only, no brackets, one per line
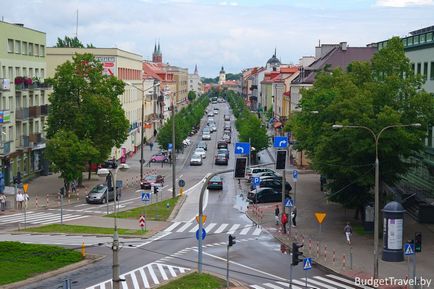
289,263,293,289
226,244,230,289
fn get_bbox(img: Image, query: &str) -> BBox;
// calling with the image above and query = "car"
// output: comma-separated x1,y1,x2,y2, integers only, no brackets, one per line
250,178,292,193
197,141,207,151
224,120,231,127
224,115,231,121
222,134,231,143
224,128,231,135
224,125,231,132
217,148,229,159
207,176,223,190
183,138,191,146
247,187,289,204
190,154,203,166
86,184,121,204
141,175,164,189
150,153,169,163
203,127,211,133
217,140,228,150
202,132,211,140
194,147,207,158
102,159,118,169
246,167,276,181
208,117,215,123
213,109,219,115
207,111,214,117
251,171,281,179
215,153,228,165
210,124,217,132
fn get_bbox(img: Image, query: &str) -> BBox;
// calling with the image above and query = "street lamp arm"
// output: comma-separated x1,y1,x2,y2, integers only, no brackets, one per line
124,81,160,93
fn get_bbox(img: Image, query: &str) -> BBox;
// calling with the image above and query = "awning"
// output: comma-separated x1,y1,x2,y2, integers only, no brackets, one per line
274,121,282,128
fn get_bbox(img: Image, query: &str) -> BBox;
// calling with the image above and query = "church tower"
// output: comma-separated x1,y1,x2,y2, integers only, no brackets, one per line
219,66,226,85
152,41,163,63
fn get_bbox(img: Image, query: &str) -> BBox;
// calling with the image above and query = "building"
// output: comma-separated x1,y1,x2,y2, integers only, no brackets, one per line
188,64,203,96
218,66,226,85
0,21,50,184
46,47,152,160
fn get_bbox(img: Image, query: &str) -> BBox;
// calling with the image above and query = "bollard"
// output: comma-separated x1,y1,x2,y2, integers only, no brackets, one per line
46,194,49,207
35,196,38,208
81,241,86,257
309,239,312,255
333,249,336,266
317,241,320,259
324,244,327,262
68,193,71,205
76,190,79,201
342,254,346,271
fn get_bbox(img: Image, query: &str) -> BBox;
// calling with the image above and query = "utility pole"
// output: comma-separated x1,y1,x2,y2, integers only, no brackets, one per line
171,93,176,198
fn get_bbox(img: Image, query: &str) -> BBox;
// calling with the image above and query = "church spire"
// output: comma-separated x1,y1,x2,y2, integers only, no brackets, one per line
274,47,276,57
154,42,157,53
194,64,198,75
157,41,161,54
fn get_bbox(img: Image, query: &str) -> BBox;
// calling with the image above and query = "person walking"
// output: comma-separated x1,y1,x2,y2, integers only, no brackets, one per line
344,222,353,245
71,180,77,194
274,205,280,226
281,212,288,234
0,193,6,211
149,141,154,151
16,191,24,210
291,206,297,227
23,191,30,209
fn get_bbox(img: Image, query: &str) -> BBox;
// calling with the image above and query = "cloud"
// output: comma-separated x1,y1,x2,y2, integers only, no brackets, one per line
376,0,433,7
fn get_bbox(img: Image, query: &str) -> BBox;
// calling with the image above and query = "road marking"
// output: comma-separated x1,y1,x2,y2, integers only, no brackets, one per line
205,222,217,231
240,224,251,235
315,276,358,289
250,286,266,289
227,224,240,234
189,224,199,233
276,282,303,289
139,267,150,288
74,204,88,207
302,277,337,289
176,222,192,232
164,222,181,232
136,231,172,248
214,223,229,233
130,270,140,289
253,227,262,235
157,263,168,281
148,264,159,284
263,283,284,289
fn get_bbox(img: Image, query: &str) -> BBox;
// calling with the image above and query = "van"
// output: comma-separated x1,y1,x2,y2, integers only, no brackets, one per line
217,140,228,150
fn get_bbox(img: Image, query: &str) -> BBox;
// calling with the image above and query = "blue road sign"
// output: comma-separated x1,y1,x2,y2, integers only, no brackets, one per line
404,243,415,256
273,136,288,148
141,192,151,202
285,198,293,208
168,143,173,151
292,170,299,182
178,179,185,187
251,176,260,189
303,258,312,270
235,142,250,155
196,228,206,240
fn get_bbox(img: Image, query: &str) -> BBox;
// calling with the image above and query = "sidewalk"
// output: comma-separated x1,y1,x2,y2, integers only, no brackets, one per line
246,149,434,287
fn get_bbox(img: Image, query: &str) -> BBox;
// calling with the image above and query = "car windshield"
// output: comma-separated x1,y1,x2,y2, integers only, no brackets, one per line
91,185,106,194
217,154,226,159
192,154,201,159
210,176,222,182
145,175,157,181
195,148,205,153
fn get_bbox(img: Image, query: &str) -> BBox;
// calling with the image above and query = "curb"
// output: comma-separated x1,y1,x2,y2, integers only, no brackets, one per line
167,193,187,222
2,254,105,289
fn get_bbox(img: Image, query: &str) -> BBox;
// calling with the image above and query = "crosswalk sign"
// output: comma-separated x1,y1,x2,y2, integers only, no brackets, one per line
303,258,312,270
285,198,293,208
141,192,151,202
404,243,415,255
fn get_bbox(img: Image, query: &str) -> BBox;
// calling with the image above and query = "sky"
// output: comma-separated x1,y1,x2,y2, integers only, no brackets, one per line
2,0,434,77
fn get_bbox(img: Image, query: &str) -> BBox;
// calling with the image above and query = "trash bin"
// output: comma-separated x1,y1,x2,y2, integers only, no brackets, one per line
364,203,374,232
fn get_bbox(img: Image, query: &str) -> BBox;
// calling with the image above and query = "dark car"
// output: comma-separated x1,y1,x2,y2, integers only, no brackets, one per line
141,175,165,189
224,124,231,132
250,179,292,193
247,187,289,204
207,176,223,190
222,134,231,143
102,159,118,169
197,141,208,151
224,115,231,121
217,148,229,159
86,184,121,204
215,153,228,165
217,140,228,150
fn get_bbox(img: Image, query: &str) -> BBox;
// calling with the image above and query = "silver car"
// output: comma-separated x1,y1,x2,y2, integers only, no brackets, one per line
194,147,207,158
202,132,211,140
190,153,203,166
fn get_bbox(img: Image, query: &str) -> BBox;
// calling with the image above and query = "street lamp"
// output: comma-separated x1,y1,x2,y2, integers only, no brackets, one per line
97,163,130,289
332,122,421,278
125,81,160,181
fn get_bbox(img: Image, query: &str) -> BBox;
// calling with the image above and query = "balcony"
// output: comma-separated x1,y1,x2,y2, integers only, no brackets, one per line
15,77,51,91
41,104,49,115
0,141,12,156
16,136,30,150
15,108,30,120
29,133,42,144
29,106,41,118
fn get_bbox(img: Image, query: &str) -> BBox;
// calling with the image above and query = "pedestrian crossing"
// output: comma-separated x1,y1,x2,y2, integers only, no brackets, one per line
0,211,88,226
86,262,191,289
250,274,372,289
164,221,262,236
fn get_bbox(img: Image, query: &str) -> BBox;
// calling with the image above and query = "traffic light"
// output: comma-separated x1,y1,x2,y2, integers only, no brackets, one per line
276,150,287,170
415,232,422,252
291,242,303,266
60,187,65,196
234,157,247,178
228,234,236,246
153,186,159,194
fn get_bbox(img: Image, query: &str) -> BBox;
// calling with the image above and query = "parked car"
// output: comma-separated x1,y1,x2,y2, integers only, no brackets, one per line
141,175,165,189
194,147,207,158
250,179,292,193
224,115,231,121
190,154,203,166
197,141,208,151
245,167,276,181
247,187,289,204
150,153,169,163
215,153,228,165
217,148,229,159
207,176,223,190
86,184,121,204
251,171,281,179
217,140,228,150
102,159,118,169
224,124,231,132
207,117,215,123
183,138,191,146
207,111,214,117
202,132,211,140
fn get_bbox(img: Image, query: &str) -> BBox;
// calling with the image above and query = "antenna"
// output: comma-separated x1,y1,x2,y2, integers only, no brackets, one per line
75,9,79,37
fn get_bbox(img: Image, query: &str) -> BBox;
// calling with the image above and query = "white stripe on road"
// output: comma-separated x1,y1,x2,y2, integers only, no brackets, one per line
240,224,251,235
276,281,303,289
139,267,150,288
189,224,199,233
250,286,266,289
167,265,177,278
164,222,181,232
136,231,172,248
316,276,358,289
176,222,192,232
263,283,284,289
148,264,159,284
302,277,338,289
40,215,89,225
157,263,168,281
227,224,240,234
130,270,140,289
205,222,217,232
214,223,228,233
253,227,262,235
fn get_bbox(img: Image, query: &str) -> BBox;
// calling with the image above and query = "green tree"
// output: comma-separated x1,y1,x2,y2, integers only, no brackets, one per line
46,53,129,180
188,90,197,102
289,37,434,208
55,36,94,48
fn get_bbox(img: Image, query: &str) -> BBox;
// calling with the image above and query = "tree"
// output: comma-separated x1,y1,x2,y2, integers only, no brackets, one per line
188,90,197,102
289,37,434,208
46,53,129,180
55,36,94,48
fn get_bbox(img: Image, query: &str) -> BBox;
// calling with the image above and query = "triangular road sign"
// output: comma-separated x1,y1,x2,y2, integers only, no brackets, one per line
404,243,415,255
285,198,293,208
303,258,312,270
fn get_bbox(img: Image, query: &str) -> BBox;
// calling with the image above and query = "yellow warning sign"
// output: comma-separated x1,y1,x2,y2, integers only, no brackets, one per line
195,215,207,224
23,183,29,193
314,212,326,224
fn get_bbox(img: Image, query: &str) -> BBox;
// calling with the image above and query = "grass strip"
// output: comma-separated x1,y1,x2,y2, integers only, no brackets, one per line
107,196,179,221
157,272,226,289
23,224,147,235
0,241,83,285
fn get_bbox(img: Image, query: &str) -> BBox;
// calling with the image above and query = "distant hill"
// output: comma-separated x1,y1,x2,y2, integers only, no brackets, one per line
201,73,241,84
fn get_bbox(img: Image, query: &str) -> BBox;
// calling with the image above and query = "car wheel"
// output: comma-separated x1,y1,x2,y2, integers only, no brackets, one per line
151,159,156,163
101,197,106,204
164,159,169,163
116,195,120,201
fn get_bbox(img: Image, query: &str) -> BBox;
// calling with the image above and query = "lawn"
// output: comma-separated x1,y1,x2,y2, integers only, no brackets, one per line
0,242,83,285
23,224,147,235
107,196,180,221
157,272,226,289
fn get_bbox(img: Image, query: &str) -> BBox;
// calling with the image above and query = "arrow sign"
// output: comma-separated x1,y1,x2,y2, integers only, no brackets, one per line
141,192,151,202
235,142,250,155
139,215,146,227
303,258,312,270
196,228,206,240
273,136,288,148
292,170,298,182
168,143,173,152
178,179,185,187
404,243,415,255
285,198,293,208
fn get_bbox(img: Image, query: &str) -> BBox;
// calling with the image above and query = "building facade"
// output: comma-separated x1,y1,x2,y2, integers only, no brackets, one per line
0,21,49,184
188,64,203,96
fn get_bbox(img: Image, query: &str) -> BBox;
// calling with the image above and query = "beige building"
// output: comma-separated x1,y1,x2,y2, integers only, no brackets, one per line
0,21,49,184
46,47,153,160
168,65,189,109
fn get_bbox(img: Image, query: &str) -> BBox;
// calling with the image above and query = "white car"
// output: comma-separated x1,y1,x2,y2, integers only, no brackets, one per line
194,148,206,159
202,132,211,140
183,138,191,146
190,154,203,166
207,111,214,117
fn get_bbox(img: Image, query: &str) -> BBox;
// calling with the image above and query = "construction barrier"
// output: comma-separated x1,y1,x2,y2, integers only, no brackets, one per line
342,254,346,271
324,244,327,262
46,194,49,207
333,249,336,266
317,241,320,259
309,239,312,255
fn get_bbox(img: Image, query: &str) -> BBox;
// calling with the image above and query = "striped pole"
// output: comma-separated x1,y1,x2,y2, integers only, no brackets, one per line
333,249,336,266
342,254,346,271
46,194,49,207
35,196,38,208
316,241,320,259
324,244,327,262
309,239,312,255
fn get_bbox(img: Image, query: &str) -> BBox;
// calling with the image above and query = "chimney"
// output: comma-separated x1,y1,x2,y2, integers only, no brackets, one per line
340,42,347,51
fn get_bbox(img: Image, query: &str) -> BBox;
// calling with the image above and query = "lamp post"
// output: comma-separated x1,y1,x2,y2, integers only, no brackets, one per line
97,163,130,289
125,81,160,181
332,123,421,278
171,91,176,199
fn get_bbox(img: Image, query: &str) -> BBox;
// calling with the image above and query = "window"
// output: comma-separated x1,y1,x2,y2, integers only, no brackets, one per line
427,33,433,42
23,67,27,77
35,44,39,57
28,43,33,55
15,40,21,54
414,35,419,45
423,62,428,80
408,37,414,46
420,34,426,43
40,45,45,57
8,39,14,53
417,63,421,75
22,42,27,54
15,67,20,77
431,62,434,80
8,67,13,79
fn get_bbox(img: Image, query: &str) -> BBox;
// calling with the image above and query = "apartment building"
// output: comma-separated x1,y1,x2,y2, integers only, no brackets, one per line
188,65,203,96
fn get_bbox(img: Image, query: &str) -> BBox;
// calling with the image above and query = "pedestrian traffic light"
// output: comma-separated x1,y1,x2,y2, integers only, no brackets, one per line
291,242,303,266
60,187,65,196
276,150,287,170
228,234,236,246
153,186,159,194
234,157,247,178
415,232,422,252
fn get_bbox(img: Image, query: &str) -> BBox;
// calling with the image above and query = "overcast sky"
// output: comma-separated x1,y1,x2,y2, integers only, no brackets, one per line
3,0,434,77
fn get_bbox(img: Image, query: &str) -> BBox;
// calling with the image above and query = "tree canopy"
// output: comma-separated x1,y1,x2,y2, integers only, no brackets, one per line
288,37,434,208
55,36,95,48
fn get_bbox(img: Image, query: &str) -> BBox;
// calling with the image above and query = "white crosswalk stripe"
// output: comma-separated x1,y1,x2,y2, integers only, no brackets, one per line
0,211,88,225
164,221,262,236
250,274,371,289
86,262,190,289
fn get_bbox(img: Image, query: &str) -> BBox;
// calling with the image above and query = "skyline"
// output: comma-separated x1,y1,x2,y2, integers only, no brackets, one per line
2,0,434,77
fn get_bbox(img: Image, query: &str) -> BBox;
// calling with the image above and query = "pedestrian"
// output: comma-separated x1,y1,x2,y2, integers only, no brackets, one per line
23,191,30,209
274,205,280,225
153,129,158,137
344,222,352,245
71,180,77,194
291,206,297,227
0,193,6,211
281,212,288,234
149,142,154,151
320,175,326,192
16,191,24,210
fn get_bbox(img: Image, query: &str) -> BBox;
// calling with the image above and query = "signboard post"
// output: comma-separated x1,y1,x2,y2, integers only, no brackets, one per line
292,170,298,204
303,257,312,288
404,243,416,285
139,215,146,232
314,212,327,235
